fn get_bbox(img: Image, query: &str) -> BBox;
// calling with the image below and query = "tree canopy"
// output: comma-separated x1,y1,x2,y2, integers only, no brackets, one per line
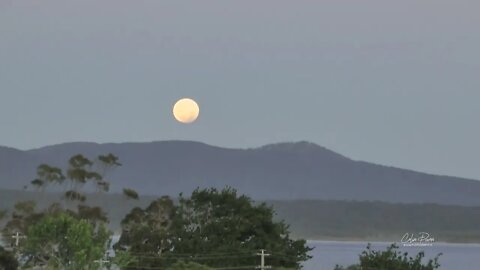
116,188,312,270
0,153,137,270
23,213,111,269
2,154,312,270
334,244,441,270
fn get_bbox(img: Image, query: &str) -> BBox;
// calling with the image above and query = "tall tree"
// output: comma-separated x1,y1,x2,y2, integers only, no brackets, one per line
116,188,312,270
334,244,441,270
115,196,176,269
22,213,111,270
171,188,312,269
1,153,131,269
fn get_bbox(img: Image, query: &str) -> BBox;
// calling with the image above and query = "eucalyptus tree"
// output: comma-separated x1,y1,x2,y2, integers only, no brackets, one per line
30,164,65,205
22,213,111,270
1,153,131,269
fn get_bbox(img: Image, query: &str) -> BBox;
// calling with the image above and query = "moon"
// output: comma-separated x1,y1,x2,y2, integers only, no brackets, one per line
173,98,200,124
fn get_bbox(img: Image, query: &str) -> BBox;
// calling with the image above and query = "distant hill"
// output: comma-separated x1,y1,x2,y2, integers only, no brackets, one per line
1,141,480,206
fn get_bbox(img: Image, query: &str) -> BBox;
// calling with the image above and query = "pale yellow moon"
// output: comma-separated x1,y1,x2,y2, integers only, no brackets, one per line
173,98,200,124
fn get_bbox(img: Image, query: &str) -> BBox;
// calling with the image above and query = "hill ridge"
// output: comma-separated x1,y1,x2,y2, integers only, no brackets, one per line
1,140,479,206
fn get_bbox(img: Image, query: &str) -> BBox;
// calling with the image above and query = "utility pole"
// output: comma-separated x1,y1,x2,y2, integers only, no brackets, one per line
11,232,26,247
94,254,109,269
256,249,271,270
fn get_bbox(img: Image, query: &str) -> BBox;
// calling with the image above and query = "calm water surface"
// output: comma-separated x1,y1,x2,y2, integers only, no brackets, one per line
303,241,480,270
3,237,478,269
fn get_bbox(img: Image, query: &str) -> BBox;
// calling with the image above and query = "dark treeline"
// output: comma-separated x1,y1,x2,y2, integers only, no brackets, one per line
2,189,480,243
272,200,480,242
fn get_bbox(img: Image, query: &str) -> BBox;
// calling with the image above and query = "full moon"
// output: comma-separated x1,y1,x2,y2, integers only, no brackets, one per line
173,98,200,124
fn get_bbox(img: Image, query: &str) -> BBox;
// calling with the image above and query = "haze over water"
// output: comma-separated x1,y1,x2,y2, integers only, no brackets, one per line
305,241,480,270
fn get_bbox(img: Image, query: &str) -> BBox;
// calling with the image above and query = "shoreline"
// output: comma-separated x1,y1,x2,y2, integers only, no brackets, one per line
306,239,480,247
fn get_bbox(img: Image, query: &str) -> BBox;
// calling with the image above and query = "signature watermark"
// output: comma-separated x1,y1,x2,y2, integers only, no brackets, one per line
401,232,435,247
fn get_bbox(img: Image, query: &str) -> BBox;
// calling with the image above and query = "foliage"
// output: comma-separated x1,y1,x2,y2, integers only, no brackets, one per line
31,164,66,192
77,205,109,224
171,188,312,269
115,196,176,268
3,153,312,270
116,188,312,269
2,201,42,244
0,246,18,270
4,190,480,243
23,153,122,204
0,153,134,270
334,244,441,270
111,250,139,269
166,261,213,270
22,213,111,270
123,188,140,200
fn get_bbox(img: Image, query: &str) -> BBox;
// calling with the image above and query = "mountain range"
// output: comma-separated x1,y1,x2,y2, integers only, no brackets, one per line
1,141,480,206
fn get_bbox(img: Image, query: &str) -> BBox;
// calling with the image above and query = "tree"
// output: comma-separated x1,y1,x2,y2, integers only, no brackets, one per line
171,188,312,269
1,153,133,269
22,212,111,269
334,244,441,270
115,196,176,269
0,246,18,270
2,201,40,246
123,188,140,200
117,187,311,269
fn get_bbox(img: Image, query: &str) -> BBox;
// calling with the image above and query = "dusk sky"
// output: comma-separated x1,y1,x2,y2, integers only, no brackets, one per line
1,0,479,180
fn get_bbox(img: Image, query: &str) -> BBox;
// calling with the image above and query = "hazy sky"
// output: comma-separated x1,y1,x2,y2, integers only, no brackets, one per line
1,0,479,180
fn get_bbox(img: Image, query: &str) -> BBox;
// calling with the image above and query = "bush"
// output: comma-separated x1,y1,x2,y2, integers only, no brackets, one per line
335,244,441,270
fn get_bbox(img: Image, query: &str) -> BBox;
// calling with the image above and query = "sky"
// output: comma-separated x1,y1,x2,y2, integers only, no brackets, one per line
1,0,479,180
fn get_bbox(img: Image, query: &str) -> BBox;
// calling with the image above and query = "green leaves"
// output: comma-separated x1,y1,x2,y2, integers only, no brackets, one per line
2,152,128,269
77,205,109,224
116,188,312,270
27,153,121,203
24,213,111,270
32,164,65,192
116,196,175,259
336,244,442,270
69,154,93,168
30,179,44,189
98,153,122,167
123,188,140,200
14,201,36,216
64,190,87,202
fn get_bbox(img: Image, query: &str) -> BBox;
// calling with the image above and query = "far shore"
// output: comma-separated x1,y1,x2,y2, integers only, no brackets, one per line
3,235,480,247
304,238,480,246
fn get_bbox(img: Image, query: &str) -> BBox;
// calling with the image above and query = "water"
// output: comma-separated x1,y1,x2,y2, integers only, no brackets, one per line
303,241,480,270
5,237,479,269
